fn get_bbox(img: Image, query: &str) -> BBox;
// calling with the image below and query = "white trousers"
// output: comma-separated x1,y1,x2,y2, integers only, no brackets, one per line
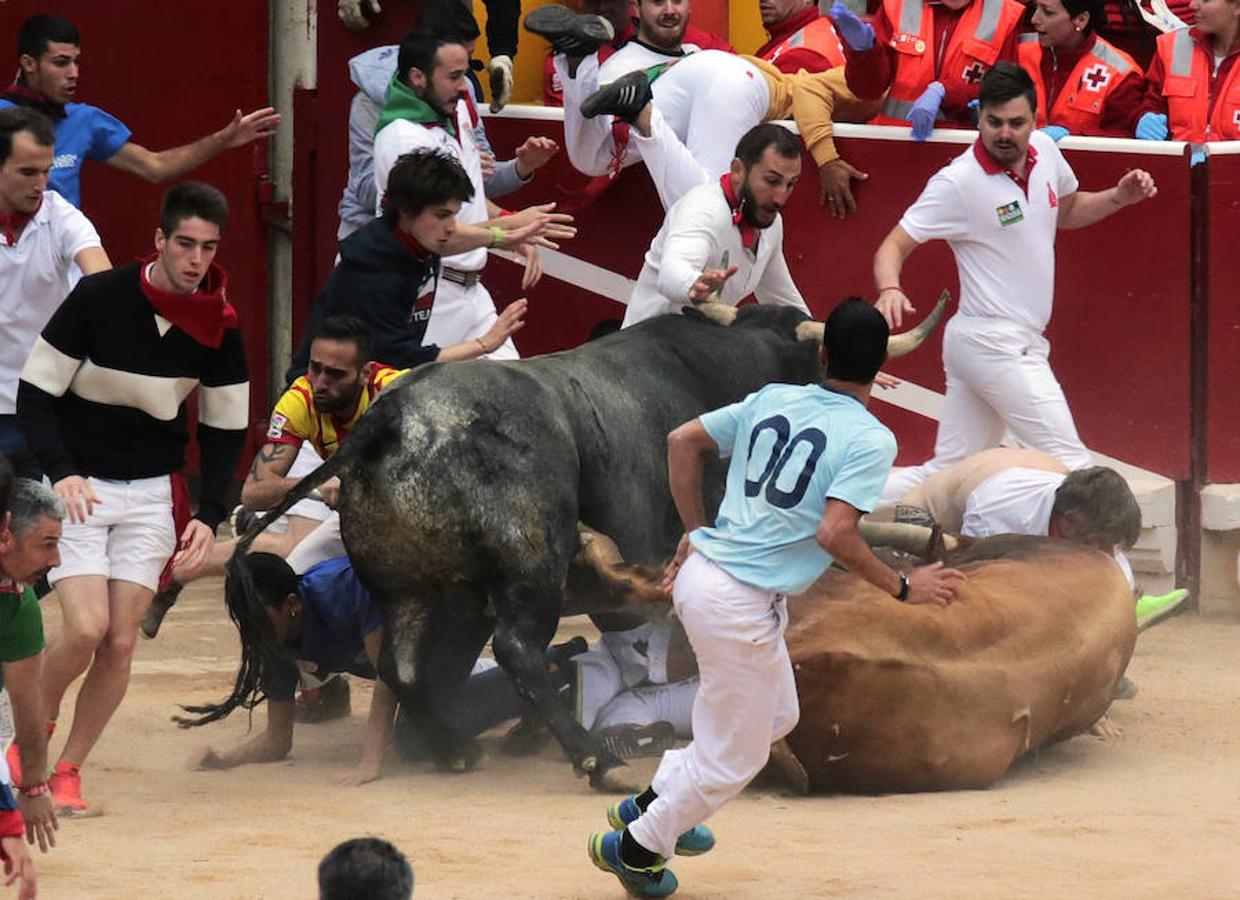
425,277,518,360
560,51,771,209
627,553,799,860
882,314,1093,502
285,512,343,576
594,678,698,739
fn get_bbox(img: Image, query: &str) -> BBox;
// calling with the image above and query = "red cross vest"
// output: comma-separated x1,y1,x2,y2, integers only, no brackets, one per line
1018,35,1139,136
1155,28,1240,142
762,16,848,72
874,0,1024,126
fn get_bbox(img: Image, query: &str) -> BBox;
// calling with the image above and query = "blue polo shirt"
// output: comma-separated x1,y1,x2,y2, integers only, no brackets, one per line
264,556,382,702
0,100,131,207
690,383,897,595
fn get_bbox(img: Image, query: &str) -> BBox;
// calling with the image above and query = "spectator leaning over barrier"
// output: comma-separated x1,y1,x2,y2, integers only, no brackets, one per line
1018,0,1147,139
0,14,280,209
873,63,1157,504
0,107,110,481
1136,0,1240,142
0,479,65,855
828,0,1025,140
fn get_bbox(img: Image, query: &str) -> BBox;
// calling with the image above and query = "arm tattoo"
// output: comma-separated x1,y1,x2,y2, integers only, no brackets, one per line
250,444,290,482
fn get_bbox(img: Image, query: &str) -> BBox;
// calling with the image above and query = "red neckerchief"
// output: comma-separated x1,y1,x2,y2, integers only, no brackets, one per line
0,195,40,246
139,255,238,348
2,81,66,119
391,224,434,259
755,7,822,58
972,139,1039,198
719,173,758,251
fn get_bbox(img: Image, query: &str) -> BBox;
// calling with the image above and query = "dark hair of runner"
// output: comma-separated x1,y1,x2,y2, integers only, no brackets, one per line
313,316,373,363
396,27,470,86
824,297,889,384
735,123,803,168
978,61,1039,115
18,14,80,61
381,149,474,225
174,552,299,728
0,107,54,167
319,837,415,900
159,181,230,237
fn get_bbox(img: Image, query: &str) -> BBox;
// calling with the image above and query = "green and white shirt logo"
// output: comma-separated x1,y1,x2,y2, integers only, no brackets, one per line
996,201,1024,227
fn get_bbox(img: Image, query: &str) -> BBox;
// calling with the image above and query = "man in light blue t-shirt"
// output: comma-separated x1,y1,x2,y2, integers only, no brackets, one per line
588,298,965,897
0,14,280,208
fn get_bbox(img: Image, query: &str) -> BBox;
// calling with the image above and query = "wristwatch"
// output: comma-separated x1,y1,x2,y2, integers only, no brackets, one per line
895,573,910,602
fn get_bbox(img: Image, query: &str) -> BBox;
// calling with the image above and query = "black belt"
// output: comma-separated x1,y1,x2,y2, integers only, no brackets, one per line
441,266,481,288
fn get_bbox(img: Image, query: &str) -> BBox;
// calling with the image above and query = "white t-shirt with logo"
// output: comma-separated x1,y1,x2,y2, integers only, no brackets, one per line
899,130,1079,333
0,190,101,413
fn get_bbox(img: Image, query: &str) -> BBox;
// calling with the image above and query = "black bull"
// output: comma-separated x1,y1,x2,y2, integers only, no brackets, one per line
216,301,944,786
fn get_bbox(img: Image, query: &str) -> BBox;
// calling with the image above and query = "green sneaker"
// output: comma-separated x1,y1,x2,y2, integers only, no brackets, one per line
588,830,678,897
1136,589,1188,631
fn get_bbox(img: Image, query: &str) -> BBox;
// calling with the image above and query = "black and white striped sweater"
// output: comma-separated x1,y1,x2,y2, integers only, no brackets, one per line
16,262,249,531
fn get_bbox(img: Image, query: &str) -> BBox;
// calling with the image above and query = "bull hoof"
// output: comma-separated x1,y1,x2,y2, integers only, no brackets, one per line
581,755,598,773
590,765,640,794
441,739,484,773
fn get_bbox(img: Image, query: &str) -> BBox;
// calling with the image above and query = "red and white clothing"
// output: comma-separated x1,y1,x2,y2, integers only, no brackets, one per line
844,0,1023,127
622,176,810,326
755,7,848,75
1018,33,1146,137
1140,27,1240,142
0,190,100,413
882,131,1093,501
373,98,517,359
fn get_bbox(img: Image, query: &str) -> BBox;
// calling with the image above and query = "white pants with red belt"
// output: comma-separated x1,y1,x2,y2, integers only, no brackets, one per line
882,314,1094,502
626,552,799,860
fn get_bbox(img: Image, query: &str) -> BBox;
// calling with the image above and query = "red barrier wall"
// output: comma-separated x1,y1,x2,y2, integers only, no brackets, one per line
1207,145,1240,484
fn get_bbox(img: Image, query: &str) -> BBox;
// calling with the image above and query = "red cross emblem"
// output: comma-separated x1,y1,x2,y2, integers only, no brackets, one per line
1082,65,1111,92
962,61,986,84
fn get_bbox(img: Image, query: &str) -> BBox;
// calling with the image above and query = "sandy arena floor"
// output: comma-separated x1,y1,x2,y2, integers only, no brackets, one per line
25,577,1240,899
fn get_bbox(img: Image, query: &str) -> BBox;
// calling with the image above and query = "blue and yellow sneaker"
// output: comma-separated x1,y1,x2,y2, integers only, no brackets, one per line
606,796,716,856
588,830,679,898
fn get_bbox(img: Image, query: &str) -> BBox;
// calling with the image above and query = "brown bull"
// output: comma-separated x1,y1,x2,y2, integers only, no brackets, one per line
778,534,1136,794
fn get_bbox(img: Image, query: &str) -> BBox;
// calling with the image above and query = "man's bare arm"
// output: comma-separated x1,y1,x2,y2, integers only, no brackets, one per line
106,107,281,183
240,442,300,511
185,700,295,770
73,246,111,276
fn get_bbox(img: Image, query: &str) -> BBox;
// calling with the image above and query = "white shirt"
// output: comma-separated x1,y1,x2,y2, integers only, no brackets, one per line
373,98,489,272
622,180,809,327
598,40,707,84
0,190,101,413
899,131,1078,333
962,467,1133,587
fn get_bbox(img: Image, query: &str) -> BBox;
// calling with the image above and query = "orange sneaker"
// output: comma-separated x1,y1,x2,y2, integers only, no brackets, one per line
49,762,87,816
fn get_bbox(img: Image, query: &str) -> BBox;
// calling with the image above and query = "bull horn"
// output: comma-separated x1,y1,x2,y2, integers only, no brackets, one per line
886,290,950,358
694,302,738,326
794,291,951,356
858,520,958,556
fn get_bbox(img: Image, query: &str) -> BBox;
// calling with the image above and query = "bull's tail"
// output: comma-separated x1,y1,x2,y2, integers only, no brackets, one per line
175,417,394,729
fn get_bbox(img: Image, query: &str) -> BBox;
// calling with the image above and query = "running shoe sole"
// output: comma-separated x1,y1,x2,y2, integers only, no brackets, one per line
1136,588,1189,631
524,6,614,57
580,69,653,122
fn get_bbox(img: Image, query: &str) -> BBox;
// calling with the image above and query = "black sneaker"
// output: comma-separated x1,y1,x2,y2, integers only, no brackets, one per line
524,5,614,57
581,69,653,123
140,580,184,640
596,721,676,760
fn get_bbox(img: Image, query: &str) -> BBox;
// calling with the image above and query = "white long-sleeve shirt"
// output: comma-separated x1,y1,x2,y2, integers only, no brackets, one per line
622,180,809,327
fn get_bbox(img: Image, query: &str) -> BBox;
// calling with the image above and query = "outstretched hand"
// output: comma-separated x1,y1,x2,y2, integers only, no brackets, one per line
1114,168,1157,207
218,107,282,148
689,264,739,304
819,158,869,219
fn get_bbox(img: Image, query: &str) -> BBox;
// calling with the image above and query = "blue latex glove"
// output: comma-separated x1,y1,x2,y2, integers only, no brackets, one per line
829,3,875,51
908,82,945,142
1136,112,1169,141
1040,125,1070,143
967,98,979,127
1191,146,1206,167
